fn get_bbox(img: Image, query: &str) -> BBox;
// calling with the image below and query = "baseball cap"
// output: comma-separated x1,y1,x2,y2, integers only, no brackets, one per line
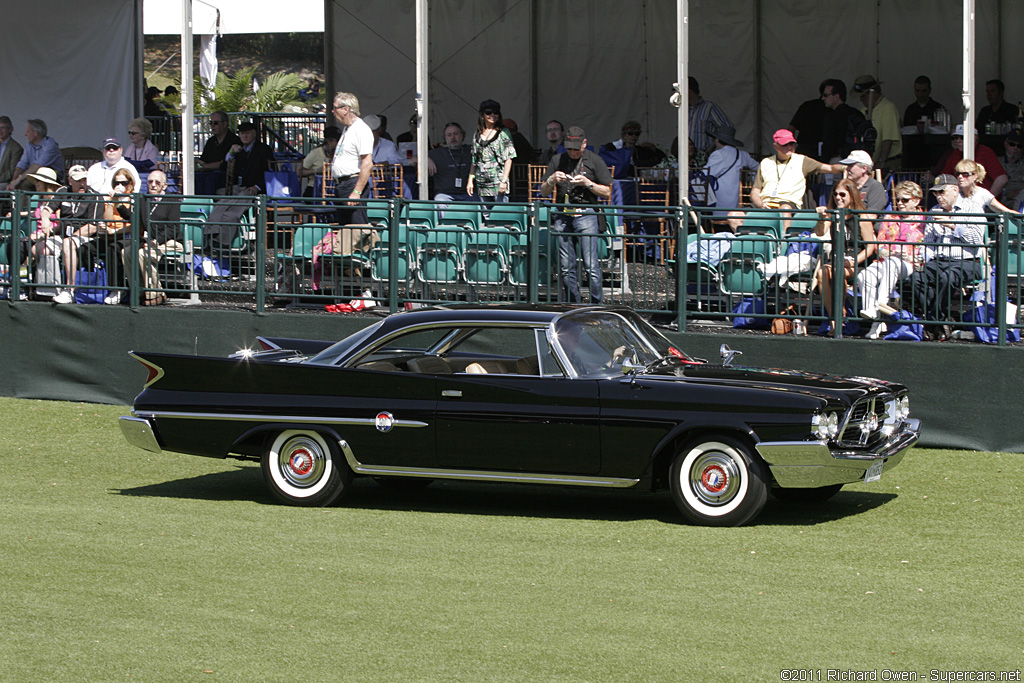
68,164,88,181
564,126,585,150
840,150,874,166
103,137,121,149
772,129,797,146
930,174,958,191
952,124,978,137
478,99,501,113
237,121,257,133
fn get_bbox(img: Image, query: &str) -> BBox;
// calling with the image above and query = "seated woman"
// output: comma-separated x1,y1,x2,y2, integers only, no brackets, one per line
123,117,160,172
25,167,67,300
856,180,926,338
954,158,1018,216
104,169,136,305
814,178,876,328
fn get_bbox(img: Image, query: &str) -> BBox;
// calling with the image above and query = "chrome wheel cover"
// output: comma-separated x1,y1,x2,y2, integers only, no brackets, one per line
688,451,742,507
277,435,328,489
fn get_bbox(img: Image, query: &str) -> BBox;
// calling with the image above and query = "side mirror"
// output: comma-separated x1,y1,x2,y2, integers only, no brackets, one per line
621,358,642,375
720,344,742,366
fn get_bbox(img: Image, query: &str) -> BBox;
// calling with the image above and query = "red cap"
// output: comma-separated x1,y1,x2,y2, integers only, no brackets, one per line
772,129,797,146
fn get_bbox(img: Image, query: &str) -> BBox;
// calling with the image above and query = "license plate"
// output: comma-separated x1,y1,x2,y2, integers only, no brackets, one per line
864,459,884,483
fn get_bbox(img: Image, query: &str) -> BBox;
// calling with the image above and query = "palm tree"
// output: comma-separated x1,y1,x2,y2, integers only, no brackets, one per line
195,66,303,114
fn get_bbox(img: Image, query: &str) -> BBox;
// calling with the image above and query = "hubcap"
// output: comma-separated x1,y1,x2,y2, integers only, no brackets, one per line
278,436,327,488
689,452,742,506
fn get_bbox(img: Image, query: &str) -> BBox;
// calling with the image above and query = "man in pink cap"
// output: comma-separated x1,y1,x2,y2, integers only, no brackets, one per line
751,129,842,210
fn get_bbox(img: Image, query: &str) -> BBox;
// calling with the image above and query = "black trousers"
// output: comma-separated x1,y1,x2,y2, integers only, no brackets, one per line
334,176,367,225
910,258,982,321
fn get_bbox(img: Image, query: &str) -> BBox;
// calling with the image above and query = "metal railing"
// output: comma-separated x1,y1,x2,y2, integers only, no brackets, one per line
2,190,1021,345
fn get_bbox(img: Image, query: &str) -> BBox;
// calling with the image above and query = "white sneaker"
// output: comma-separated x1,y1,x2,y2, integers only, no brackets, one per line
53,290,74,304
361,289,377,308
103,291,122,305
867,322,887,339
859,307,877,320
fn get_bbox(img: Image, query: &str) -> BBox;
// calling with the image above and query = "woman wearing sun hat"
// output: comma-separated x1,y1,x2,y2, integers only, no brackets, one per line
467,99,516,205
25,167,67,298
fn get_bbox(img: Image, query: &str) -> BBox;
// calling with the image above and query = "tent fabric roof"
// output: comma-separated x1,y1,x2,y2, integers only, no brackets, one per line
143,0,324,35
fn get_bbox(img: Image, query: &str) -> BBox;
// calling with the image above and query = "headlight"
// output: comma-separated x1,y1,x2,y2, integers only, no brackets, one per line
898,396,910,420
812,411,841,440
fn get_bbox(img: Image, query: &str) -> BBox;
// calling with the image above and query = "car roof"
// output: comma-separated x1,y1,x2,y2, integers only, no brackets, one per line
373,303,634,335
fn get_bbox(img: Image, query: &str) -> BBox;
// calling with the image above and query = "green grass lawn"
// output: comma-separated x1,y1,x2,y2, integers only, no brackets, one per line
1,397,1020,682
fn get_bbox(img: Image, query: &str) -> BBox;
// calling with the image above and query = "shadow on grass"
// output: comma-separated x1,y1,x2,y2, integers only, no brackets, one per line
115,466,898,526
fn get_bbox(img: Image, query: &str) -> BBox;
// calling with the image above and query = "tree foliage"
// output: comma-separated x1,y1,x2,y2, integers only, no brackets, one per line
194,66,304,114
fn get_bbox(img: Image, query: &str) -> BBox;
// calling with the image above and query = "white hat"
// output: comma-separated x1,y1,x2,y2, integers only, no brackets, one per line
952,124,978,137
362,114,382,131
840,150,874,167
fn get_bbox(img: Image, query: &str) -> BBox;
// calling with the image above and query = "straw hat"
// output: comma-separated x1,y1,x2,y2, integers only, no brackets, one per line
25,167,61,186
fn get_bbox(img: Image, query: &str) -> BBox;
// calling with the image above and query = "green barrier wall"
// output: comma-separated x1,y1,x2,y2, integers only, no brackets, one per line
2,302,1020,452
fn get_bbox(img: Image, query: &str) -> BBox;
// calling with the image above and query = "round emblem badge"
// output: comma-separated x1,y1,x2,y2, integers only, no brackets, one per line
375,411,395,433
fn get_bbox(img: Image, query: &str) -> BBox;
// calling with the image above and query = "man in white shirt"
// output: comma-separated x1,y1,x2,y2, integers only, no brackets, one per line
86,138,140,195
331,92,374,225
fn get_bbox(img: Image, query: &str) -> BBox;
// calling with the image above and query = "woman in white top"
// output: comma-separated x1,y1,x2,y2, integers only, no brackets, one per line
954,158,1017,215
124,117,160,169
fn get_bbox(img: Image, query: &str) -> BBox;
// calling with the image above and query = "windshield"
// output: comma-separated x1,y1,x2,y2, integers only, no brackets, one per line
305,321,384,365
549,310,657,377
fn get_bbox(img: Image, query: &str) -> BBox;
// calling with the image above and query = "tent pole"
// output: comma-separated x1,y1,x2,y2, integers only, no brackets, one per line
181,0,195,196
677,0,688,207
415,0,429,200
962,0,975,161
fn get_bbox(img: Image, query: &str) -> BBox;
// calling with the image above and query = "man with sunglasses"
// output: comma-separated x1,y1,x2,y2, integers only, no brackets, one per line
199,111,242,178
330,91,373,226
998,130,1024,205
86,137,140,195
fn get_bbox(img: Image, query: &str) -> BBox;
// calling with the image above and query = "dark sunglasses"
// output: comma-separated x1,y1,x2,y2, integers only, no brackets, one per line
834,191,849,198
955,171,975,177
1007,141,1022,149
894,196,915,203
104,145,121,151
113,181,129,187
481,109,498,116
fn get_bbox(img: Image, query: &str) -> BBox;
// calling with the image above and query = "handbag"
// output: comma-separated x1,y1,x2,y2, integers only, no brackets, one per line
264,165,301,198
74,261,108,304
771,305,797,335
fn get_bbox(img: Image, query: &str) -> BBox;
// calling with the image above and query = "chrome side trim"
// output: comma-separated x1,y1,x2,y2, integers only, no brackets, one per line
337,440,639,488
133,410,428,429
119,416,162,453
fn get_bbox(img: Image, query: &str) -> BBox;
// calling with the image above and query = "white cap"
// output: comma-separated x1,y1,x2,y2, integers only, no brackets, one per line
840,150,873,167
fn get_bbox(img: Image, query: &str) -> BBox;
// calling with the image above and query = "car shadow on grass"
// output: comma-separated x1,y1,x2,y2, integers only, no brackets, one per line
115,466,899,526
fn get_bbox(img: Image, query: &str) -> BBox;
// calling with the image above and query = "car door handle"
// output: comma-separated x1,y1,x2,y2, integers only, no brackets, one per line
441,390,462,398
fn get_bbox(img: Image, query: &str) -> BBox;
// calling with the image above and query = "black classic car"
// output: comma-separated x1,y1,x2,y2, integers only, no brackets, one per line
119,305,920,526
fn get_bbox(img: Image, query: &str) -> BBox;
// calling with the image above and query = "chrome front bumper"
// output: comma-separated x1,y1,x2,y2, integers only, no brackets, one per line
755,418,921,488
119,415,162,453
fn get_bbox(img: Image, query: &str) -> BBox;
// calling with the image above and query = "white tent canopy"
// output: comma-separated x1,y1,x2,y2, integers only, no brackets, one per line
142,0,324,34
326,0,1024,158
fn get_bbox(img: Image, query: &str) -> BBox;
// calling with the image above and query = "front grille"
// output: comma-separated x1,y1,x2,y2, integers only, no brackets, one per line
839,396,893,448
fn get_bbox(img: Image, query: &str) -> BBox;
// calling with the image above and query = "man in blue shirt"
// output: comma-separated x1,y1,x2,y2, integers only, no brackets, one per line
8,119,62,190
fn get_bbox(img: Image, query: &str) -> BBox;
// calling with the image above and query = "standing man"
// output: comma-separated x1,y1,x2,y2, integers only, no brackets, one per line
0,116,24,190
7,119,62,190
976,79,1017,151
86,138,141,195
903,75,946,127
820,79,866,162
331,92,373,226
428,122,474,206
789,81,828,160
853,75,902,172
688,77,732,156
539,126,613,305
536,120,565,166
